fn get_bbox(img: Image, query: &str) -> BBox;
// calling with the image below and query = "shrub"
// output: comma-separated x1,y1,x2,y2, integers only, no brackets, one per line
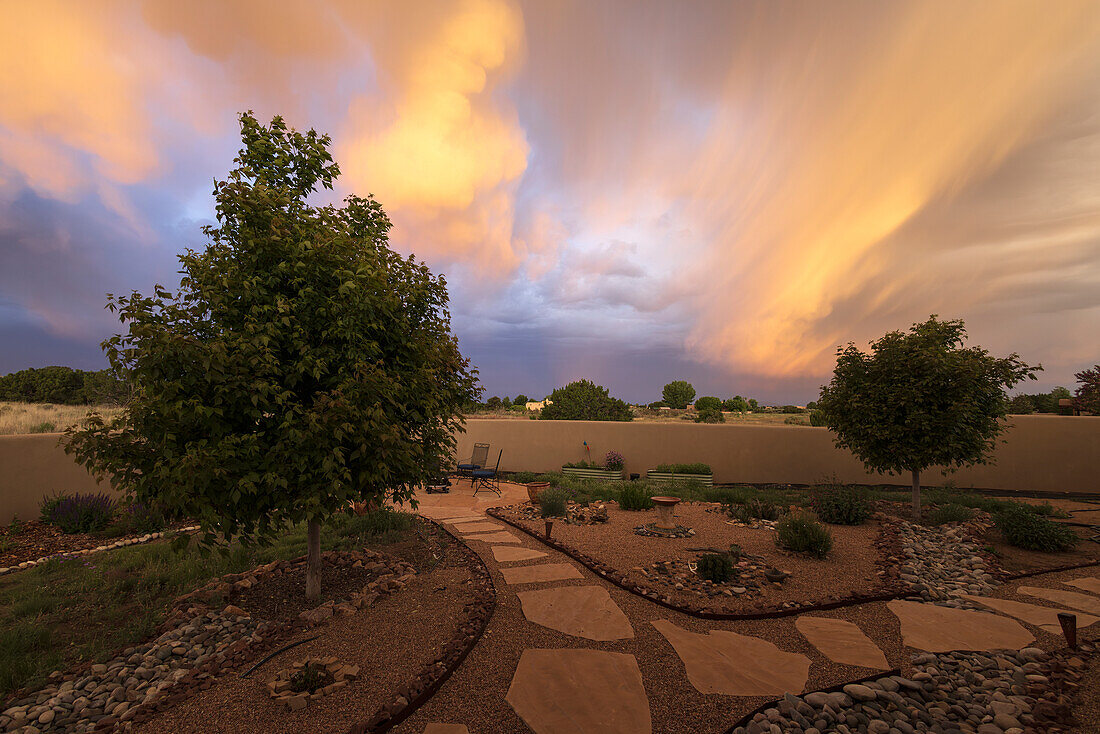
775,513,832,558
604,451,624,471
809,409,826,427
694,396,722,412
661,381,695,409
46,493,116,534
28,422,57,434
783,416,807,425
654,463,712,475
722,396,748,412
728,498,783,523
39,491,70,523
995,504,1078,552
695,407,724,423
696,553,734,583
562,460,602,469
539,487,568,518
811,483,873,525
112,500,172,535
618,483,653,511
927,503,975,525
290,663,334,694
540,379,632,421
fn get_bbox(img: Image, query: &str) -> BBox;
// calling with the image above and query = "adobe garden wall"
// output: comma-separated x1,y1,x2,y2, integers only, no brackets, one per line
1,415,1097,523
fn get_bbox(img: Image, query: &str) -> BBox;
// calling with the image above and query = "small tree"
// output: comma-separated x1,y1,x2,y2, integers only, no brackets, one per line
748,398,759,411
694,396,722,412
662,381,696,409
486,396,502,409
1075,365,1100,415
816,316,1039,520
65,112,478,599
514,394,529,405
540,379,633,421
722,396,748,412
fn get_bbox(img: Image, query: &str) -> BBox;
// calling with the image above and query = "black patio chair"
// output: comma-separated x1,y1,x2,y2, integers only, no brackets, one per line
472,449,503,497
457,442,490,483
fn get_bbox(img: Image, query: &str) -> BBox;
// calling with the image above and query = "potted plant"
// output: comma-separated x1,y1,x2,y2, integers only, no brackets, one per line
526,481,551,503
561,450,625,481
645,462,714,486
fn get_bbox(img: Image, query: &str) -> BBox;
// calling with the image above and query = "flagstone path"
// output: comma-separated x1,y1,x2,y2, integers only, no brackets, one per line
402,484,1095,734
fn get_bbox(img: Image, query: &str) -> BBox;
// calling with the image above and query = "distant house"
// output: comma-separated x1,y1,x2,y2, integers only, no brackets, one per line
525,399,553,411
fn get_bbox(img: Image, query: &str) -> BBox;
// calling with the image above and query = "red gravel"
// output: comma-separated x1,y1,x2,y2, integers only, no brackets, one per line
503,501,887,610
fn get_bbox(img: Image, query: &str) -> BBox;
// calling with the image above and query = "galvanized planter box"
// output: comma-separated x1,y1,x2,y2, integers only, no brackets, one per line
645,470,714,487
561,467,625,481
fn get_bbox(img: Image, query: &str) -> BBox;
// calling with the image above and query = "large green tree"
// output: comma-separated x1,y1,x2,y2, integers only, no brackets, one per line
540,379,633,421
816,316,1039,520
661,380,696,409
66,113,478,598
1075,365,1100,415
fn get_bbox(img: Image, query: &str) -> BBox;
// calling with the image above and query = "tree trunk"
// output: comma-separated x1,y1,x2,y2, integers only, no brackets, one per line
911,469,921,521
306,519,321,600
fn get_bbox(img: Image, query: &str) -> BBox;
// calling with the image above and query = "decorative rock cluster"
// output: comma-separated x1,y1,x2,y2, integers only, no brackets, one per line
897,520,1000,605
511,502,609,525
268,656,359,711
349,523,496,734
633,523,695,538
0,605,266,733
635,553,780,600
0,528,199,577
731,643,1093,734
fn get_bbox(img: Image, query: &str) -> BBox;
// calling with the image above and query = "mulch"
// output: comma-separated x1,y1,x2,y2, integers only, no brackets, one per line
0,519,191,568
234,561,384,623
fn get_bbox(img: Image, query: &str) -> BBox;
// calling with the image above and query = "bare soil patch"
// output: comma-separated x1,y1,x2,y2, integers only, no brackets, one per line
0,519,191,568
233,561,383,623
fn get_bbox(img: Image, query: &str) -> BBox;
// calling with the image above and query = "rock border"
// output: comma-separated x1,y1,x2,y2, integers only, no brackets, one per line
487,507,909,620
346,517,497,734
268,656,359,711
0,526,201,576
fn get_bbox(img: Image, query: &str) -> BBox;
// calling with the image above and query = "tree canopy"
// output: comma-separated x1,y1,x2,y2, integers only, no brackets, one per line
1075,365,1100,415
66,112,477,597
540,379,633,421
815,315,1038,518
0,366,129,405
661,381,696,409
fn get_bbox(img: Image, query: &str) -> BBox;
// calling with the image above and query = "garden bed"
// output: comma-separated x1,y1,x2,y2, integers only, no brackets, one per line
560,466,624,481
0,518,194,571
495,500,894,613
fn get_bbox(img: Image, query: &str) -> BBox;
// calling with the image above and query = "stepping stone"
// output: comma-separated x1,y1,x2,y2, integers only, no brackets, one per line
500,563,583,585
1020,586,1100,616
517,586,634,641
651,619,810,696
464,531,522,544
962,594,1100,634
1065,577,1100,595
492,546,548,563
506,649,651,734
441,515,485,524
795,616,889,669
423,725,469,734
887,600,1034,652
453,521,503,533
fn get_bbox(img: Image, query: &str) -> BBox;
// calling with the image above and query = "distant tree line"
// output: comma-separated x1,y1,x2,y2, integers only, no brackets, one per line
1007,386,1072,415
0,366,130,405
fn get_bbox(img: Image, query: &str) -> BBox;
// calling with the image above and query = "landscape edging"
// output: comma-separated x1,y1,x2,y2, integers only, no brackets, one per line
347,517,497,734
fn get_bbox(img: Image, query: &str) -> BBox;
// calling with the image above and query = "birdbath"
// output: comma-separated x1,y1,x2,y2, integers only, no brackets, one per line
651,496,681,530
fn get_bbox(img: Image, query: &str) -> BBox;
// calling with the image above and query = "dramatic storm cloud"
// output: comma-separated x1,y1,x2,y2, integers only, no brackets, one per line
2,0,1098,402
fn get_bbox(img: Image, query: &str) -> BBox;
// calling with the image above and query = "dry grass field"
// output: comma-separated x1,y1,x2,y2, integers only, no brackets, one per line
0,401,123,435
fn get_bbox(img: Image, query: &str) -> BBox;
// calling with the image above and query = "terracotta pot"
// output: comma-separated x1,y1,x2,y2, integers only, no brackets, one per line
527,481,551,502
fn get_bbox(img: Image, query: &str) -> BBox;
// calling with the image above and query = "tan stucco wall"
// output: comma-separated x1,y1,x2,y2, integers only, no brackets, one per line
2,415,1096,523
455,415,1100,495
0,433,118,524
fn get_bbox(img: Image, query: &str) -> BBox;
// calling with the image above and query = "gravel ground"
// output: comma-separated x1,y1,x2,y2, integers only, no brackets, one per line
131,564,475,734
1073,655,1100,733
505,501,885,610
394,531,910,734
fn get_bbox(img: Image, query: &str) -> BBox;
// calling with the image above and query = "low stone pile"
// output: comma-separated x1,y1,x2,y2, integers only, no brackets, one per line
732,643,1092,734
635,553,782,600
511,502,609,525
268,656,359,711
634,523,695,538
1,606,266,733
898,520,999,604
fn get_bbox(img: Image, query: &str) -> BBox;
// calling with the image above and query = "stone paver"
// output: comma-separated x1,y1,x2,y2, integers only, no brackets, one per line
462,531,522,544
452,521,504,533
491,545,549,563
422,725,470,734
1020,585,1100,615
651,619,810,696
500,563,583,585
795,616,889,669
440,515,485,525
506,649,652,734
887,600,1034,652
517,585,634,641
1065,576,1100,595
962,594,1100,634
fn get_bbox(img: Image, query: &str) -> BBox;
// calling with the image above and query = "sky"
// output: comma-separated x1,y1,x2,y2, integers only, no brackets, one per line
2,0,1099,405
